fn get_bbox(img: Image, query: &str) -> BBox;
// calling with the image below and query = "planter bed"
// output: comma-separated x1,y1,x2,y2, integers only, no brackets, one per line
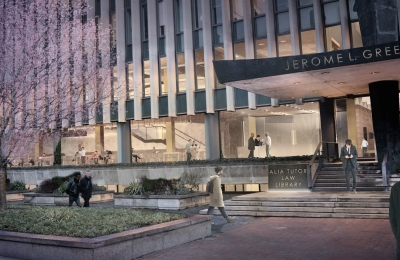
6,190,30,202
23,191,114,206
115,192,210,210
0,214,212,260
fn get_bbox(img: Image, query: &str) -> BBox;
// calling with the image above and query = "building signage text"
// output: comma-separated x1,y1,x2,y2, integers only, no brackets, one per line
268,164,308,191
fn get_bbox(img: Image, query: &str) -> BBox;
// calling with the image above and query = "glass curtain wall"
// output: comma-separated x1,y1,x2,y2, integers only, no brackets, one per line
252,0,268,58
347,0,362,48
275,0,291,56
110,0,118,101
298,0,316,54
322,0,342,51
193,0,205,90
212,0,224,88
158,0,168,95
141,0,150,96
125,0,134,99
232,0,245,59
174,0,186,92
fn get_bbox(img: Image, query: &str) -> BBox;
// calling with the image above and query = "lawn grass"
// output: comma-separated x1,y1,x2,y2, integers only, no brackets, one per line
0,206,188,238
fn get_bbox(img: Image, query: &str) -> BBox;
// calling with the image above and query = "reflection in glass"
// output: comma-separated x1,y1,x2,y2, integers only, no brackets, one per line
127,64,134,99
325,25,342,51
176,34,184,53
214,46,225,88
301,30,316,54
351,22,362,48
112,66,118,101
175,0,184,32
298,0,312,7
255,39,268,58
299,7,314,31
213,26,223,46
253,0,265,16
234,42,246,60
141,4,148,40
195,49,205,90
348,0,358,21
276,12,290,35
278,34,292,57
159,57,168,95
213,0,222,24
275,0,288,12
232,0,244,20
323,2,340,26
143,60,150,97
234,20,244,41
176,53,186,92
193,0,203,28
254,16,267,38
194,29,203,49
112,13,117,45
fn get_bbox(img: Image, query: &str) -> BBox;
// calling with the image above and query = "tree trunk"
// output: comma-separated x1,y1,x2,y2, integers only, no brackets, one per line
0,166,6,211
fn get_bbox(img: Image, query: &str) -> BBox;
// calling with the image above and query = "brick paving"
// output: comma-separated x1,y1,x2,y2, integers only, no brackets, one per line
139,217,396,260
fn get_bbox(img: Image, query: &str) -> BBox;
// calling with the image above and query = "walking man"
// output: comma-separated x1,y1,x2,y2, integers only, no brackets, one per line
79,171,93,207
361,138,368,157
340,139,358,193
248,133,255,158
389,181,400,259
265,132,271,158
66,172,82,207
186,139,192,161
207,166,236,223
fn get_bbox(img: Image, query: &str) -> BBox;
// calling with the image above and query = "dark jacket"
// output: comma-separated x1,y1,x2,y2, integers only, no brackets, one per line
66,178,80,197
248,137,255,150
390,182,400,240
340,145,358,169
79,176,92,199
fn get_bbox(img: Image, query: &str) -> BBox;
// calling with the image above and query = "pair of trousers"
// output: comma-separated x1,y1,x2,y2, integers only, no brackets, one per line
83,198,90,207
207,206,228,219
69,196,82,207
81,156,86,164
248,150,254,158
345,167,357,190
266,145,271,157
187,152,192,161
362,147,367,156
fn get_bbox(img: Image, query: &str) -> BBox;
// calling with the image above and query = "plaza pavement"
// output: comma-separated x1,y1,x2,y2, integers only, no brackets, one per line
4,193,398,260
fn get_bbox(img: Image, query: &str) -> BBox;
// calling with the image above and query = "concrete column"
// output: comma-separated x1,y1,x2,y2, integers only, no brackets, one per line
243,0,256,109
205,112,221,160
288,0,300,55
95,125,105,152
131,0,142,120
313,0,325,53
222,0,235,111
369,81,400,171
248,116,257,137
265,0,277,57
117,122,132,163
164,0,177,117
116,0,127,122
346,98,358,150
319,98,338,157
202,0,215,113
148,0,159,118
101,0,112,123
182,0,196,115
73,0,83,126
165,119,176,152
339,0,351,49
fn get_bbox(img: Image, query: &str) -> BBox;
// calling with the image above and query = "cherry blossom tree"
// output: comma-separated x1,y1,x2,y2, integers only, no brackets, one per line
0,0,117,211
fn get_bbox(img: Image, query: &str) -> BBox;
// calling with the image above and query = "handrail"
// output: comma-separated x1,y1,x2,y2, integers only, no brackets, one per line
382,152,389,191
307,141,322,188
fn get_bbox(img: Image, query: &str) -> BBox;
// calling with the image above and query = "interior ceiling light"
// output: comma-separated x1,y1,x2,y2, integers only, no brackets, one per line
357,92,361,94
280,40,286,43
371,72,379,74
291,96,295,98
259,43,265,46
244,82,251,85
312,90,318,92
294,82,300,85
269,90,276,93
338,82,345,84
321,72,329,74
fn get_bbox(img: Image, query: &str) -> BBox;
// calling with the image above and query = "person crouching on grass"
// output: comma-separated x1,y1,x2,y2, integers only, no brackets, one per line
207,166,236,224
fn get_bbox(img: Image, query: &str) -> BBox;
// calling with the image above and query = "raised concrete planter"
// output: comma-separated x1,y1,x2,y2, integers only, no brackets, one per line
0,215,212,260
23,191,114,206
115,192,210,210
6,191,30,202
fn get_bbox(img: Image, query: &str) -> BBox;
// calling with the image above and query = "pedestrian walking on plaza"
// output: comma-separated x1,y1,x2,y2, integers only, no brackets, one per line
186,139,192,161
79,171,93,207
66,172,82,207
389,181,400,259
361,138,368,157
207,166,236,223
265,132,272,158
248,133,255,158
80,147,86,165
340,139,358,193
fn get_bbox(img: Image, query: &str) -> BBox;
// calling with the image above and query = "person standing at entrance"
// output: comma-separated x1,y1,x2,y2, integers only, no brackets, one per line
361,138,368,157
389,181,400,259
186,139,192,161
248,133,255,158
79,171,93,207
265,132,271,158
207,166,236,223
340,139,358,193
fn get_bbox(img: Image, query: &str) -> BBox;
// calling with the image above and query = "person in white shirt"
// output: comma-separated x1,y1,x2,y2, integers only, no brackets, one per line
265,132,272,158
361,138,368,157
79,147,86,165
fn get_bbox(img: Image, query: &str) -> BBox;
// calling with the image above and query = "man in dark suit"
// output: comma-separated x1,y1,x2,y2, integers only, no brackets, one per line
248,133,255,158
340,139,358,193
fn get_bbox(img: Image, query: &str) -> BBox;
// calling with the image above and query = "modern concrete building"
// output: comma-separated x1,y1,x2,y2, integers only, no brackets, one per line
24,0,399,175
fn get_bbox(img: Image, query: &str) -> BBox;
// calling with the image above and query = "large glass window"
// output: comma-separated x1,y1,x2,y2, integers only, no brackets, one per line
298,1,316,54
252,0,267,58
175,0,184,53
195,49,205,90
158,0,166,57
143,60,150,96
275,0,291,57
212,0,223,46
112,66,118,101
322,0,342,51
348,0,362,48
214,46,224,87
141,0,150,97
232,0,245,59
255,39,268,58
232,0,244,20
127,64,134,99
176,53,186,92
160,57,168,95
193,0,205,90
125,0,133,62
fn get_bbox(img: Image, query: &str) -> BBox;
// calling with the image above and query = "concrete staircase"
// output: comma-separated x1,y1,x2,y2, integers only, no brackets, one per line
201,193,389,219
312,162,386,192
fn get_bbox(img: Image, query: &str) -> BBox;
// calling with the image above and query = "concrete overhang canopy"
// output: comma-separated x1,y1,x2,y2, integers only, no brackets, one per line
213,41,400,100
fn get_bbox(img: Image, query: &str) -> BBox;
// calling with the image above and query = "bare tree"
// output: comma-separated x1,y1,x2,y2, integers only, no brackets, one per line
0,0,117,211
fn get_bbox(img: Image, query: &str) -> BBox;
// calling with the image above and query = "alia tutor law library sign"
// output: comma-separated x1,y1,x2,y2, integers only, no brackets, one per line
268,164,308,191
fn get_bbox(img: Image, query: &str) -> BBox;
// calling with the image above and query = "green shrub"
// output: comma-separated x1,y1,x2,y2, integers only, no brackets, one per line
123,182,145,195
37,179,59,193
0,206,188,238
51,174,74,187
6,179,11,191
11,180,27,191
179,172,201,191
53,181,68,195
92,184,106,192
53,140,62,165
